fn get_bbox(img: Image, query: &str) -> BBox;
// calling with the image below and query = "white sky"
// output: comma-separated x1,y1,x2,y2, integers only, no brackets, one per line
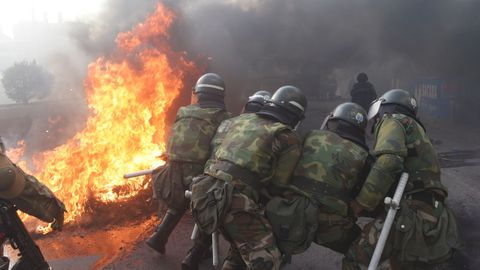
0,0,106,37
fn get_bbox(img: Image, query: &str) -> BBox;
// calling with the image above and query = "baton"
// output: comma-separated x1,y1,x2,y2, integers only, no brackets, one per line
123,166,163,179
368,172,409,270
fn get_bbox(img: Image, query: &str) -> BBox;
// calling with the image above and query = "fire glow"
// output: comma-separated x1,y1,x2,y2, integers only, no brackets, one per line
11,3,199,224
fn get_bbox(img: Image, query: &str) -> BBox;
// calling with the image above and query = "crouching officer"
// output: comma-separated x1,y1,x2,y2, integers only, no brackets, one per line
190,86,306,270
181,90,271,270
343,89,463,270
0,147,65,269
147,73,231,255
266,102,372,260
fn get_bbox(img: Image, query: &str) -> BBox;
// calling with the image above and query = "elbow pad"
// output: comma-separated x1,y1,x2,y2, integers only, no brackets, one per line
356,154,404,211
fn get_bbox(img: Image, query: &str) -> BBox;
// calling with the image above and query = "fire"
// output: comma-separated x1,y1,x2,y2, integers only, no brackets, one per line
18,3,199,223
6,140,26,164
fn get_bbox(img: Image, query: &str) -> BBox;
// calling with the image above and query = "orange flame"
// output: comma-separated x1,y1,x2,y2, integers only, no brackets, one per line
21,3,199,223
6,140,26,164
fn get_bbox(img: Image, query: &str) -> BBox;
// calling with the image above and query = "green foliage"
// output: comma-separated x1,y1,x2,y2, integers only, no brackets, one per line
1,60,54,103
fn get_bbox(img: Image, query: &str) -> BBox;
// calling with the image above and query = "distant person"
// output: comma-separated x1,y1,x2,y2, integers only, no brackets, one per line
350,72,377,111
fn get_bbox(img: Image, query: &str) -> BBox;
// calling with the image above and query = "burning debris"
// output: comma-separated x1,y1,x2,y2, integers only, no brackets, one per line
10,3,199,225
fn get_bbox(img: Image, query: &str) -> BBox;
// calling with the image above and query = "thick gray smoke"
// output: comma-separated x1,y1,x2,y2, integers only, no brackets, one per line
69,0,158,57
158,0,480,117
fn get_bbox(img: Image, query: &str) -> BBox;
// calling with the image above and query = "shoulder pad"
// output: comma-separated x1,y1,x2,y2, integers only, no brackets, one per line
373,116,408,157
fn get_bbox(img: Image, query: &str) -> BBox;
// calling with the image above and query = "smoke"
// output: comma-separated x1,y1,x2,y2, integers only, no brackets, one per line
152,0,480,115
68,0,159,57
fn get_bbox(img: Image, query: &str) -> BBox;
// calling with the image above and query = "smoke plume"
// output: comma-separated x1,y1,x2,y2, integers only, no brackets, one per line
158,0,480,117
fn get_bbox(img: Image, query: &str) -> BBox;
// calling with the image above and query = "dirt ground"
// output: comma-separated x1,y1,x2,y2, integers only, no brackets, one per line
6,115,479,270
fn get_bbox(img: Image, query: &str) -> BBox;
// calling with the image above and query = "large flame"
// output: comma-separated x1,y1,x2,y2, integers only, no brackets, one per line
20,3,199,223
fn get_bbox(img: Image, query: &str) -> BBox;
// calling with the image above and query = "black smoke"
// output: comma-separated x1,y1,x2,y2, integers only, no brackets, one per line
160,0,480,118
70,0,480,120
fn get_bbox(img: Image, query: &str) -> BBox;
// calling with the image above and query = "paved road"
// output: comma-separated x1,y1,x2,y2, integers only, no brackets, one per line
104,122,480,270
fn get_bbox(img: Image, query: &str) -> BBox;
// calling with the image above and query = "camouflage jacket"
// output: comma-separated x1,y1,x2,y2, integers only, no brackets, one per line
356,113,447,211
291,130,370,216
166,104,231,164
0,153,65,223
205,113,302,199
203,115,238,171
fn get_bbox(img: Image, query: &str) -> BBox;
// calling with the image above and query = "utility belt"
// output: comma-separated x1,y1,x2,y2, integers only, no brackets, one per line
208,160,263,191
291,176,350,204
168,157,206,165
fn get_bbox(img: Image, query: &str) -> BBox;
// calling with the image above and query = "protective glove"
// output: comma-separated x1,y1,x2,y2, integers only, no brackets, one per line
51,210,65,231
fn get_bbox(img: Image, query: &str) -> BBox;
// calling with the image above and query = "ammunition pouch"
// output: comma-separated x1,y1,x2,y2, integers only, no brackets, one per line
190,175,234,234
152,162,188,210
265,195,318,257
393,199,463,264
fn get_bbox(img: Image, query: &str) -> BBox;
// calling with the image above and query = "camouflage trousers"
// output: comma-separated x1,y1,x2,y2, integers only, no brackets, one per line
342,198,462,270
315,211,361,254
221,191,281,270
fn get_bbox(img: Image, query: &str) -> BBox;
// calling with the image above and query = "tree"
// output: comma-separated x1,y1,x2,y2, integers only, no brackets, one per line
1,60,54,103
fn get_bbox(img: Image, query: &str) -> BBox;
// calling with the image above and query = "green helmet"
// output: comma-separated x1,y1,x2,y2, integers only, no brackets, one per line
193,73,225,97
243,90,271,113
368,89,418,120
322,102,367,130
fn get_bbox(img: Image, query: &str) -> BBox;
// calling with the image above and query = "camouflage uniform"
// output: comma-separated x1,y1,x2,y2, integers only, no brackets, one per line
290,129,371,254
0,153,65,226
343,113,463,270
153,104,230,212
196,113,302,270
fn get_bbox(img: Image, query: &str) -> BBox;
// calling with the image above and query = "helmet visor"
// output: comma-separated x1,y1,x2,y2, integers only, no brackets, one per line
367,99,383,120
320,114,331,130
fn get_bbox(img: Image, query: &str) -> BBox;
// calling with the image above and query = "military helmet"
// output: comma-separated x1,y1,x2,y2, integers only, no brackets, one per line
322,102,367,130
243,90,271,113
368,89,418,120
0,154,26,199
269,86,307,119
193,73,225,97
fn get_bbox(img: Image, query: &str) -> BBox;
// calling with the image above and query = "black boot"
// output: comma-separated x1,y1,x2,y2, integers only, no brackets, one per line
146,212,183,254
181,244,210,270
181,231,212,270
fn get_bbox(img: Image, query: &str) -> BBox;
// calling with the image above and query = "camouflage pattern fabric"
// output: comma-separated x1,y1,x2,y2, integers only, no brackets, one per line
152,161,204,210
157,104,230,210
292,130,370,216
198,113,301,269
345,113,462,269
222,245,247,270
343,199,462,270
205,113,301,193
356,113,446,211
203,115,236,171
10,173,65,223
287,130,369,254
315,209,361,254
221,192,281,270
167,104,231,163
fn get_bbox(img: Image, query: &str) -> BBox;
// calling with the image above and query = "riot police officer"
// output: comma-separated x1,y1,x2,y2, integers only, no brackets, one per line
181,90,271,270
190,86,306,270
147,73,231,255
344,89,463,269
